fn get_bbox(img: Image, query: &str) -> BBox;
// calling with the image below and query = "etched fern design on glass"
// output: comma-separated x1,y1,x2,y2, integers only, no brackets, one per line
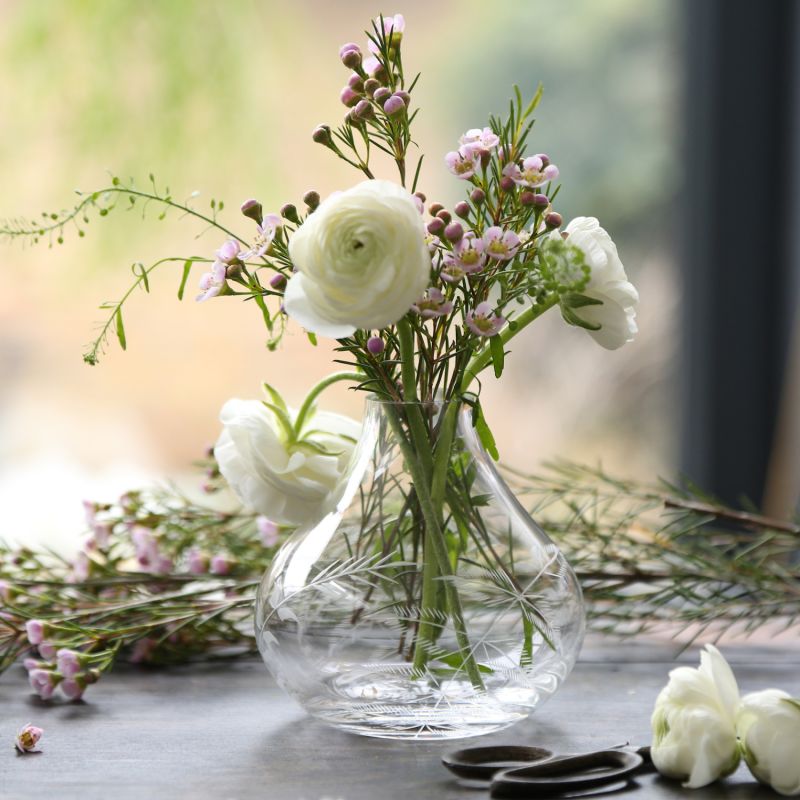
255,398,585,739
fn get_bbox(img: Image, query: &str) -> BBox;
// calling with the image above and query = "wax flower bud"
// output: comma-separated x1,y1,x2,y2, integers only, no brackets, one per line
270,273,287,291
25,620,46,646
436,209,451,224
281,204,300,224
454,201,471,219
545,211,563,229
366,336,385,355
444,222,464,243
470,188,486,205
341,46,362,70
383,94,405,116
240,199,263,224
373,87,392,104
303,190,320,210
499,175,516,192
340,86,360,108
363,77,381,96
312,125,333,146
428,203,444,216
347,73,364,92
426,218,445,236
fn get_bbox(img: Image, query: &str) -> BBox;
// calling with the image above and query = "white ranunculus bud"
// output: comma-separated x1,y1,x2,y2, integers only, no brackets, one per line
556,216,639,350
284,179,431,338
650,644,741,788
737,689,800,797
214,399,361,527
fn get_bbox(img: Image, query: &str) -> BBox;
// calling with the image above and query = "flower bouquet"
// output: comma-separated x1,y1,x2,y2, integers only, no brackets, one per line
1,13,638,739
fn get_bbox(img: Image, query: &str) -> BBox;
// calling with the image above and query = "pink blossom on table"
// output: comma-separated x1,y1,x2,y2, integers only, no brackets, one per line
466,302,506,337
256,516,280,547
243,213,282,259
412,287,453,319
187,548,209,575
56,649,82,679
23,658,41,671
25,620,46,646
210,554,231,576
196,261,227,303
60,678,84,701
215,239,241,265
502,154,559,188
483,226,521,261
15,723,43,754
28,669,56,701
445,149,480,180
459,127,500,155
38,642,57,661
129,637,157,665
453,233,487,273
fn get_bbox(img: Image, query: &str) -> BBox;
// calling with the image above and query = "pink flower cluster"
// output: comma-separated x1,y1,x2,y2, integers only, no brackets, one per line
131,526,173,574
336,15,410,123
23,621,96,702
186,548,233,576
445,127,501,180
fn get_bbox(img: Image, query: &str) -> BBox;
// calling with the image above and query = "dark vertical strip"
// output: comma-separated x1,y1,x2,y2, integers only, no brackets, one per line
681,0,798,506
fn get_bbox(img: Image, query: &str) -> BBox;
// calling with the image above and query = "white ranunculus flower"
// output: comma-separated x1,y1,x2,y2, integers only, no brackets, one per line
556,216,639,350
284,179,431,338
650,644,741,789
737,689,800,797
214,399,361,527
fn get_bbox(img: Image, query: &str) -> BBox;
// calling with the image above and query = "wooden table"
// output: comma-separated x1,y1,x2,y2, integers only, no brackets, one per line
1,637,798,799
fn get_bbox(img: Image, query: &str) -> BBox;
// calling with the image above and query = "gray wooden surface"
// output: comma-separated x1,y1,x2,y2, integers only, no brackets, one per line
1,637,798,800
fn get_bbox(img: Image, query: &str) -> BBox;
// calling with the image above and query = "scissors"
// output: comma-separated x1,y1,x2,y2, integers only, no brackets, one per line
442,743,654,798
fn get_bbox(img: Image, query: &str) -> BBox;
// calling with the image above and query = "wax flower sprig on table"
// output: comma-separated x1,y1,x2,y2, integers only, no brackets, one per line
1,13,638,696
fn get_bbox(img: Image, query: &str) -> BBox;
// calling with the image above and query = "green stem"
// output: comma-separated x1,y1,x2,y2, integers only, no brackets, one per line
460,297,558,392
294,371,363,435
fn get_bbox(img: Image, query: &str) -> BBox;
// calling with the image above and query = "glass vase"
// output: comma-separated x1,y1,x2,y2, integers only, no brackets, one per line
255,397,585,740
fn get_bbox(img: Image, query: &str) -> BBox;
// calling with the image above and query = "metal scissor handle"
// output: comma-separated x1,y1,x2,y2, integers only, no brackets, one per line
442,744,555,781
490,749,644,798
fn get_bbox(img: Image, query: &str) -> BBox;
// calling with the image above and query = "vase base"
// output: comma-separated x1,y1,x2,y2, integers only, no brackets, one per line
300,669,530,740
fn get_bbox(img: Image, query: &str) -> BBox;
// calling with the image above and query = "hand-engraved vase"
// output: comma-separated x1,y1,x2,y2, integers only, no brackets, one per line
255,397,585,740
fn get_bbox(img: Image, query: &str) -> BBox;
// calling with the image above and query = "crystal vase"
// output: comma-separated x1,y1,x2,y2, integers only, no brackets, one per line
255,397,585,740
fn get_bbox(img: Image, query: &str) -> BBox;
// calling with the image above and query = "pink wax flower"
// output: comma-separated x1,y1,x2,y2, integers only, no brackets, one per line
340,85,360,107
256,516,280,547
243,213,281,259
23,658,41,671
502,154,559,188
131,526,157,566
484,226,521,261
412,288,453,319
60,678,84,702
71,551,90,582
15,723,43,754
0,578,9,601
339,42,360,60
82,499,97,526
362,54,382,76
92,521,112,549
440,257,468,284
459,127,500,155
466,302,506,337
215,239,241,265
196,261,227,303
38,642,56,661
445,149,480,180
56,649,82,678
187,548,209,575
453,233,487,273
210,554,231,576
25,619,46,646
154,555,174,575
28,669,57,701
368,13,405,53
425,233,441,254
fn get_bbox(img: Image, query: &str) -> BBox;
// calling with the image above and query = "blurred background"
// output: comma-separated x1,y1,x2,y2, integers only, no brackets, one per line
0,0,797,551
